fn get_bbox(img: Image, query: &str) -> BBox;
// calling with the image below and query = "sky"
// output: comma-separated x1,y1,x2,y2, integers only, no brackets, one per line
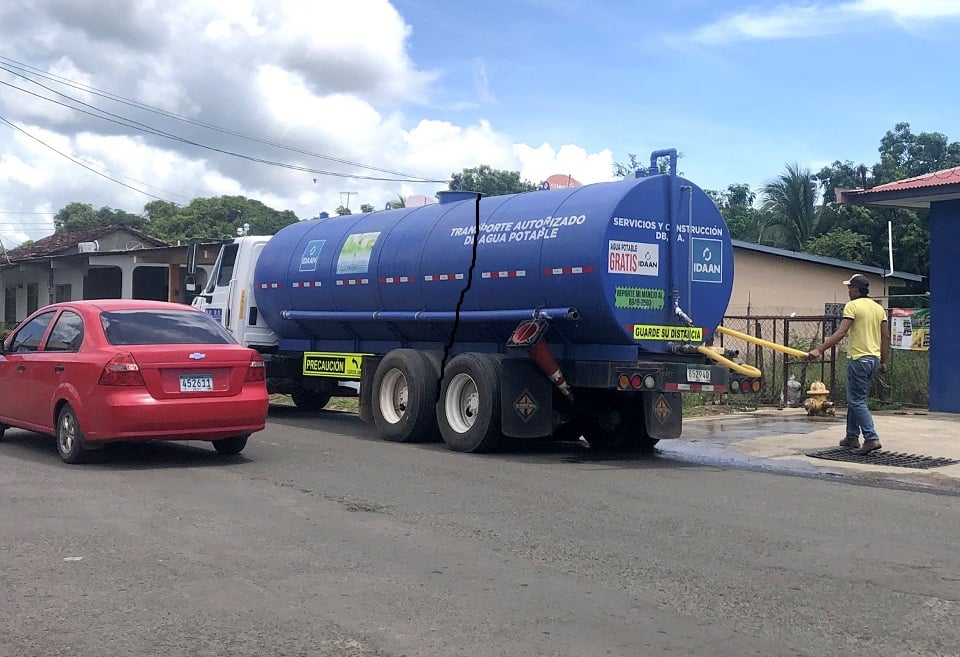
1,0,959,248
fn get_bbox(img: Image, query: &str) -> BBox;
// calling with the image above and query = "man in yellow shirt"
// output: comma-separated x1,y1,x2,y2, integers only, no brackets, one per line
807,274,890,454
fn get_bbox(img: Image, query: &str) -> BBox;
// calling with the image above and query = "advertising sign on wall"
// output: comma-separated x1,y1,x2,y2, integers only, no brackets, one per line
890,308,930,350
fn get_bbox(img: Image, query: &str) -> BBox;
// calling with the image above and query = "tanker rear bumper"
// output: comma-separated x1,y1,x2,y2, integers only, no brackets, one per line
562,359,731,393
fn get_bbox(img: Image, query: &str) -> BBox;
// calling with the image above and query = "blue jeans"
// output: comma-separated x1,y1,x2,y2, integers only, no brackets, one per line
846,356,880,442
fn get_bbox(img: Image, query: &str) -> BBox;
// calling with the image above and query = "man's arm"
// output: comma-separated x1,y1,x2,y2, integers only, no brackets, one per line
807,318,853,359
880,319,890,373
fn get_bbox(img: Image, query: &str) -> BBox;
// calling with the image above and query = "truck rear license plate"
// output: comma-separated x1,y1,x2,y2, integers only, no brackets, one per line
687,367,711,384
180,374,214,392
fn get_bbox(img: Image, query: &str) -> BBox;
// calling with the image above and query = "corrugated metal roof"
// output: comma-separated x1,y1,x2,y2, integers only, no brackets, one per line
0,225,170,272
732,239,922,282
3,225,168,261
869,166,960,192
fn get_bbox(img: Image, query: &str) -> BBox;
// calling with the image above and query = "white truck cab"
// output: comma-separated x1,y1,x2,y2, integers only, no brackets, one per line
191,236,278,349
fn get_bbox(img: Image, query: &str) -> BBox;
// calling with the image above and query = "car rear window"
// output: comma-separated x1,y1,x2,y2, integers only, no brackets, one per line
101,309,237,345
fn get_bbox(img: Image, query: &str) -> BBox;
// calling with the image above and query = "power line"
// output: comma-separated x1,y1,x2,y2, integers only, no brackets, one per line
0,112,175,203
0,54,445,183
1,75,442,183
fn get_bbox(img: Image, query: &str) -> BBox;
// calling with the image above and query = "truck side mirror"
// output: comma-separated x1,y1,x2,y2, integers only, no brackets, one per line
184,275,198,293
186,241,198,276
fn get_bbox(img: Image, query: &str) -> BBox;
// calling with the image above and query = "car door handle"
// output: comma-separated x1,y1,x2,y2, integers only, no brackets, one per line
54,365,65,372
17,364,25,372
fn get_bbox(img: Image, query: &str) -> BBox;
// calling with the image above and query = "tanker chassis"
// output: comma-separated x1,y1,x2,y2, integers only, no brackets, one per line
192,149,759,453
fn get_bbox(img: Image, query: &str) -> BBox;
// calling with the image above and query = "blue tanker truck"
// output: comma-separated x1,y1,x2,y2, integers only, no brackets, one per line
191,149,759,453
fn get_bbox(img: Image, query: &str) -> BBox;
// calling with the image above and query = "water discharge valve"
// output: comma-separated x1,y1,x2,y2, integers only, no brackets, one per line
507,319,574,401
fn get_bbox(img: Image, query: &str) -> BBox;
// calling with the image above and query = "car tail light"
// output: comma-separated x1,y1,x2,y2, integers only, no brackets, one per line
630,374,643,389
98,352,145,386
730,379,740,392
752,379,761,392
245,352,266,382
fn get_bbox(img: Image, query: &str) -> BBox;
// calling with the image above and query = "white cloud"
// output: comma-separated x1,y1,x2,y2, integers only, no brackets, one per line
514,143,614,186
686,0,960,45
0,0,612,246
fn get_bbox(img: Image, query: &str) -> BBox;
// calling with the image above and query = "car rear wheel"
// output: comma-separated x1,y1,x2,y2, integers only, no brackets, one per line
212,435,248,455
0,424,7,441
56,405,88,464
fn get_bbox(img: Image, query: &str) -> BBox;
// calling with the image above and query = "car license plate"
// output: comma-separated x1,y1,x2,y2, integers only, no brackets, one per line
180,374,214,392
687,367,711,384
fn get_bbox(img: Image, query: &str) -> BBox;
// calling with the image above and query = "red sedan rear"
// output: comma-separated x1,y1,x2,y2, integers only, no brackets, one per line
0,299,269,463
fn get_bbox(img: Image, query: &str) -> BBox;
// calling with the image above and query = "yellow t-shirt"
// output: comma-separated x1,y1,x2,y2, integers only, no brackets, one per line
843,297,887,360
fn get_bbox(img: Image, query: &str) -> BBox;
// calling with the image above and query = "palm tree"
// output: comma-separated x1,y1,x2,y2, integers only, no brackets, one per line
388,194,406,210
760,163,829,250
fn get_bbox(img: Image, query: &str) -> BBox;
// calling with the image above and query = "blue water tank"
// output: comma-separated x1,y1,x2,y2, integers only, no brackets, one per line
254,173,733,354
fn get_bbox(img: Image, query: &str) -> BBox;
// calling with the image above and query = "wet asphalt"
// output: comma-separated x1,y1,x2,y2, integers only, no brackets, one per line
1,405,958,657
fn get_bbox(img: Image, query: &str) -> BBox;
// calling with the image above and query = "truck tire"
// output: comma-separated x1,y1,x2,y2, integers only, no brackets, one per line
291,390,331,411
372,349,440,443
584,395,658,453
437,353,505,453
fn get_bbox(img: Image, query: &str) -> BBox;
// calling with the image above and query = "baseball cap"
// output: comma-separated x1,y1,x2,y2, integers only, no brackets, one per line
842,273,870,288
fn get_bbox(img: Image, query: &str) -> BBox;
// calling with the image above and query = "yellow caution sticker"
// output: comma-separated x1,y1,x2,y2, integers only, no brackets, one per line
302,352,367,379
631,324,703,342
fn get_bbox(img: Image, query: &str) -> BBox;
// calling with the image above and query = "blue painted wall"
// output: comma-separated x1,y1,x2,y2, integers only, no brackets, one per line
929,199,960,412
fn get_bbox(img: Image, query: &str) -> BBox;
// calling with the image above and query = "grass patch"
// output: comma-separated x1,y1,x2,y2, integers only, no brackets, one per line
270,394,359,413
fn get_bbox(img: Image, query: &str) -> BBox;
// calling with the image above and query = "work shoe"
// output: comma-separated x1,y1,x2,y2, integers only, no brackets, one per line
839,437,860,448
858,440,882,455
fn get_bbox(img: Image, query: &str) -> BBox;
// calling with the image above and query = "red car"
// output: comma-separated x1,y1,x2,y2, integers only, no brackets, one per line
0,299,269,463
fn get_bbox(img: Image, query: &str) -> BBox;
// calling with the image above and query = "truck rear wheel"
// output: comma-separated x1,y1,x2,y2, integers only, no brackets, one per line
291,390,331,410
372,349,440,443
437,353,505,453
584,396,658,453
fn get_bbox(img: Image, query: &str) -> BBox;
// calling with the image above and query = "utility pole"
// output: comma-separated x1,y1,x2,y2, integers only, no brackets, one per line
340,191,357,210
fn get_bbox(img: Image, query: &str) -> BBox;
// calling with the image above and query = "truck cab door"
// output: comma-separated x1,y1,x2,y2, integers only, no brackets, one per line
192,241,239,332
232,240,278,348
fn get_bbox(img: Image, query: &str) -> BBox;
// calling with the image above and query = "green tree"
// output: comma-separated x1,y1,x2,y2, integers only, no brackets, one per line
54,203,144,232
389,195,406,209
706,183,770,243
804,229,873,263
448,165,538,196
335,205,352,216
760,163,830,250
144,196,298,243
873,122,960,183
359,203,374,214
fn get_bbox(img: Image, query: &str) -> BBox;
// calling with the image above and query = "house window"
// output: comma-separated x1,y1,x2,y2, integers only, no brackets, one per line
26,282,39,315
55,283,72,303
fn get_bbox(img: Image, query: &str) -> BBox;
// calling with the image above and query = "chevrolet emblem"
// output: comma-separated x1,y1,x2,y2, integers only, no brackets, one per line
189,352,206,360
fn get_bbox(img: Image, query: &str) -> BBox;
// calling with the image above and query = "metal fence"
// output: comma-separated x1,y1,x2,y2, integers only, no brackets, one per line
717,314,930,409
717,315,841,407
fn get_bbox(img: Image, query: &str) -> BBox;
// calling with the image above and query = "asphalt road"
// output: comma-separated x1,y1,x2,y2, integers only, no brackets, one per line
1,405,958,657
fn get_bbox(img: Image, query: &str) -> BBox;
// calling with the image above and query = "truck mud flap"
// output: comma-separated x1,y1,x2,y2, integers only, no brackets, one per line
643,391,682,439
358,356,381,424
500,358,553,439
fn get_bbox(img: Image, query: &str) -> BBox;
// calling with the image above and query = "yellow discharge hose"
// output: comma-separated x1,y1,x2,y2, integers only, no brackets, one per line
715,325,808,358
694,325,808,378
697,346,762,378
